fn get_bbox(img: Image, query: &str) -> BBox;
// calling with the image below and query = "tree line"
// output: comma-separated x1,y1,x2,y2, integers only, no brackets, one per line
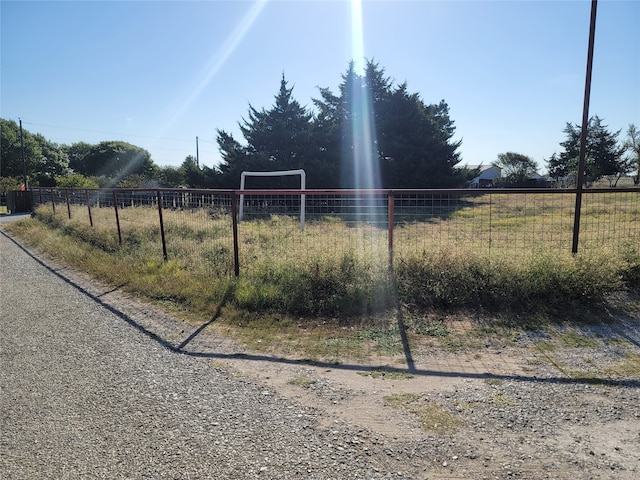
2,60,638,192
492,118,639,188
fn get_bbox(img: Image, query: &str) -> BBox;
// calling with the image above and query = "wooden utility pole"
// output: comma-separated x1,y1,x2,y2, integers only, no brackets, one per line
196,136,200,168
19,118,27,188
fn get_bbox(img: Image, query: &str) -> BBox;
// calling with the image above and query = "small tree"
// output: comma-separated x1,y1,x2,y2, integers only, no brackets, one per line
492,152,538,186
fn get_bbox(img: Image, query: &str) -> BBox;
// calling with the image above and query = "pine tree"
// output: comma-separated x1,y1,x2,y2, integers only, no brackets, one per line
313,60,463,188
547,116,627,185
217,75,317,188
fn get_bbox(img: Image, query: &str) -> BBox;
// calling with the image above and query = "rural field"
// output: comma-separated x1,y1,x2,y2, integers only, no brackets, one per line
21,187,640,319
2,204,640,478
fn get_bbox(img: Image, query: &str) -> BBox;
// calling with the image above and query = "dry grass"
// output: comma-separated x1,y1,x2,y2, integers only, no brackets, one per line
5,189,638,326
383,393,460,434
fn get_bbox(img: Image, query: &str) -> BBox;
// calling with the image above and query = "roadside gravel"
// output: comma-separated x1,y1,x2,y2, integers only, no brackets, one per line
0,227,408,479
1,216,639,479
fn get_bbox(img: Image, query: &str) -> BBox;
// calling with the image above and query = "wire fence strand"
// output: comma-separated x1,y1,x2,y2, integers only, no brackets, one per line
31,187,639,277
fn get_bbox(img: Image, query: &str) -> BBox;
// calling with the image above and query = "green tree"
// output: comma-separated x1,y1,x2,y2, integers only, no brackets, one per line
157,165,186,188
55,174,100,188
0,118,41,184
623,124,640,185
178,155,221,188
0,176,22,193
547,116,627,186
313,60,463,188
80,141,156,184
492,152,538,185
217,75,317,188
32,134,70,186
65,142,95,175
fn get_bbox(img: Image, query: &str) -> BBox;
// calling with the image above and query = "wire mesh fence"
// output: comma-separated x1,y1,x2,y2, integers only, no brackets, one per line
30,187,639,278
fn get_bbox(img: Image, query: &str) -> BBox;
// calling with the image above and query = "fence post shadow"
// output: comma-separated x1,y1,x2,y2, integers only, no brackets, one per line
177,283,234,351
395,306,416,373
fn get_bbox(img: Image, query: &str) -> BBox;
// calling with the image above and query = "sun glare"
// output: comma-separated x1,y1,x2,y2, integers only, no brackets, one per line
153,0,268,150
347,0,382,211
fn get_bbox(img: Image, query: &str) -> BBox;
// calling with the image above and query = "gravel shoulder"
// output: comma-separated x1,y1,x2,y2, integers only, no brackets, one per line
1,221,639,479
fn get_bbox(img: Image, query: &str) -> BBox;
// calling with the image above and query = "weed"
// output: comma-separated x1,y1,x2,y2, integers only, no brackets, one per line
287,375,316,388
604,352,640,377
483,378,503,386
408,319,450,337
358,368,414,380
557,329,599,348
3,192,638,364
534,341,557,353
489,391,519,407
383,393,460,433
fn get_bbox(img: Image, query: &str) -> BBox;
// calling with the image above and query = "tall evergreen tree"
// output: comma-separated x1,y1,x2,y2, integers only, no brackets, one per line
547,116,627,185
313,60,463,188
217,75,317,188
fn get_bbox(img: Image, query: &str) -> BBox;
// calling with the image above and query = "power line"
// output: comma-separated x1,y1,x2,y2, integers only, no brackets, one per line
21,120,202,144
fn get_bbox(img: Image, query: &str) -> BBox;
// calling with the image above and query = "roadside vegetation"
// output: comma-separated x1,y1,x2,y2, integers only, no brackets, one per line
3,196,638,361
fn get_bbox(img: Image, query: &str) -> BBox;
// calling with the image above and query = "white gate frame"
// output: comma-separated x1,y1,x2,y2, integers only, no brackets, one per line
239,169,306,230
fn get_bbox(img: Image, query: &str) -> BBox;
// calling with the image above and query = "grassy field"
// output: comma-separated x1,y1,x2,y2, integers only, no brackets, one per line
4,189,639,361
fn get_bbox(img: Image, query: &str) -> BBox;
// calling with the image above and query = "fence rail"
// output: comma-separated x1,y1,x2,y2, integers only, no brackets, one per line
30,187,639,277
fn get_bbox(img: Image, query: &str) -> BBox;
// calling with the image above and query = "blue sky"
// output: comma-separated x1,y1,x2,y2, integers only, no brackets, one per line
2,0,638,174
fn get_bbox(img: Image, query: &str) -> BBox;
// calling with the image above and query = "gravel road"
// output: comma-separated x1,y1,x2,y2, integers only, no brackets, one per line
2,214,639,480
0,223,403,479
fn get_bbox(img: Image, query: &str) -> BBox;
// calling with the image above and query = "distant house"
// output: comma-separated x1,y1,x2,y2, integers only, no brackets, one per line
465,165,502,188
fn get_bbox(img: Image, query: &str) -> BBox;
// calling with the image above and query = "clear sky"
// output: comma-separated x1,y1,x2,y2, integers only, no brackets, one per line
2,0,639,174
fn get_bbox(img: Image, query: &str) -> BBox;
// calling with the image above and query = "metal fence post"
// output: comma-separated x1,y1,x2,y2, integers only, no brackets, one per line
85,189,93,227
65,189,71,219
387,191,394,272
231,192,240,277
113,190,122,245
156,190,168,262
572,0,598,255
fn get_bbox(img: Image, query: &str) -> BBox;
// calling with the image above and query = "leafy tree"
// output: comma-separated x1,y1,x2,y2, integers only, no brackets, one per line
80,141,156,184
492,152,538,185
55,174,100,188
157,165,186,188
623,123,640,185
0,118,41,184
0,176,22,193
32,133,70,186
65,142,95,175
546,116,628,186
179,155,221,188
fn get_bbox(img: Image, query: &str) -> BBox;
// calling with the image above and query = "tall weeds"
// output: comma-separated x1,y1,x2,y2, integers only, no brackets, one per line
5,201,638,323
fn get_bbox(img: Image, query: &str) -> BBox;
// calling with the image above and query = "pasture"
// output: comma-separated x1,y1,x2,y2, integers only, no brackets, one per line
9,187,638,324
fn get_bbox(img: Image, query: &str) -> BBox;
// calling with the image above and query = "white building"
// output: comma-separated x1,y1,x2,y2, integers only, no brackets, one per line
465,165,502,188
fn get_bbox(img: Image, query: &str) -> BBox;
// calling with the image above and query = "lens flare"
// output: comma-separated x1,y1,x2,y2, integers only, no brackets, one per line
148,0,268,162
346,0,382,223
